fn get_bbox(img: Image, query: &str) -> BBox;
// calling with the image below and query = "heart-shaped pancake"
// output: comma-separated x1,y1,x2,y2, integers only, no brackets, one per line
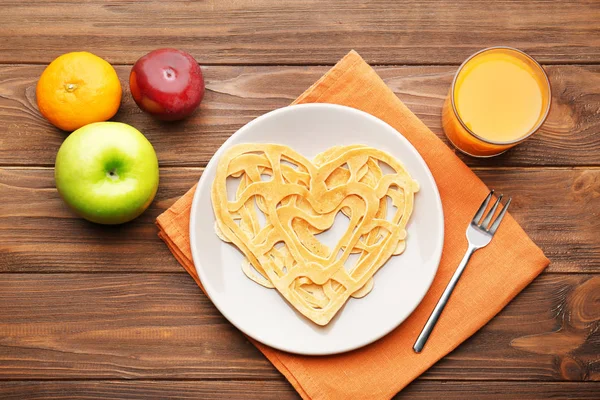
212,144,419,325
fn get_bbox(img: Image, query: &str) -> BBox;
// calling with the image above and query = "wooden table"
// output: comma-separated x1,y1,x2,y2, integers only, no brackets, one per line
1,1,598,398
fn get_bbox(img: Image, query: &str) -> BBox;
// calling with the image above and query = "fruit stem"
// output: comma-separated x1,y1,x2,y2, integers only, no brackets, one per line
107,169,119,180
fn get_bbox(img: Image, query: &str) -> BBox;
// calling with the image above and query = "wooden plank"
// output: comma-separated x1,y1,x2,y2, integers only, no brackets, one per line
399,381,600,399
0,1,599,65
1,168,598,273
0,380,299,400
0,168,195,273
1,65,598,167
0,273,597,381
1,381,599,400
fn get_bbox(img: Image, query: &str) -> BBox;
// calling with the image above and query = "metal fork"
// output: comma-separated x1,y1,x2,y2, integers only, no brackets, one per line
413,190,511,353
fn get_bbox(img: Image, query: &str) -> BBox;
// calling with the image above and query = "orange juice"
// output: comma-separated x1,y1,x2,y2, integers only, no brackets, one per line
442,47,551,157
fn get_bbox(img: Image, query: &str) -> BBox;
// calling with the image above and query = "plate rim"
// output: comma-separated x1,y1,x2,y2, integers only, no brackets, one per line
189,103,444,355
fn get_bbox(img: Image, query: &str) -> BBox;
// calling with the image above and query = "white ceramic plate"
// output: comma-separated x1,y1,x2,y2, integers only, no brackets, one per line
190,104,444,355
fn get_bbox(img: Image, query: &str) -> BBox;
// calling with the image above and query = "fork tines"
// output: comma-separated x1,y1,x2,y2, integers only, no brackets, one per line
473,190,512,235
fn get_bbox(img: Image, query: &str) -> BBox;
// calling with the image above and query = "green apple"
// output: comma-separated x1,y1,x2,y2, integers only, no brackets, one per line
55,122,159,224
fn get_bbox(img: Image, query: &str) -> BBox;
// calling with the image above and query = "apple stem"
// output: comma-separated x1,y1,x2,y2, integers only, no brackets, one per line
163,68,176,80
107,169,119,180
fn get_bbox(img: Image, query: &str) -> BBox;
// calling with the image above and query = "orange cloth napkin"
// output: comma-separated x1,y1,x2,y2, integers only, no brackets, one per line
157,50,549,400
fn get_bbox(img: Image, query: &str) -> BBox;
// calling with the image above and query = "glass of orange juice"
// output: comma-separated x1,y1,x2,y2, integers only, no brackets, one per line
442,47,551,157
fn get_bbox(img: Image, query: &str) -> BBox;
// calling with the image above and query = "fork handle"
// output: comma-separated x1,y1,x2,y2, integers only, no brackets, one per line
413,244,478,353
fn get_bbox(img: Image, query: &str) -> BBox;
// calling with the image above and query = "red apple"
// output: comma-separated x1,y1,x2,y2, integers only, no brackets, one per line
130,48,204,121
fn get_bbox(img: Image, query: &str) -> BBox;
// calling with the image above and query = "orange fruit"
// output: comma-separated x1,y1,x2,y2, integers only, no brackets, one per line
36,52,122,132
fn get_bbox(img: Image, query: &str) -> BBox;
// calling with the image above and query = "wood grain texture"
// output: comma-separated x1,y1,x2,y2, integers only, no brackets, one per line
0,168,196,273
1,1,599,65
398,381,600,399
1,381,600,400
0,274,597,381
0,381,299,400
1,168,598,273
1,65,599,167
